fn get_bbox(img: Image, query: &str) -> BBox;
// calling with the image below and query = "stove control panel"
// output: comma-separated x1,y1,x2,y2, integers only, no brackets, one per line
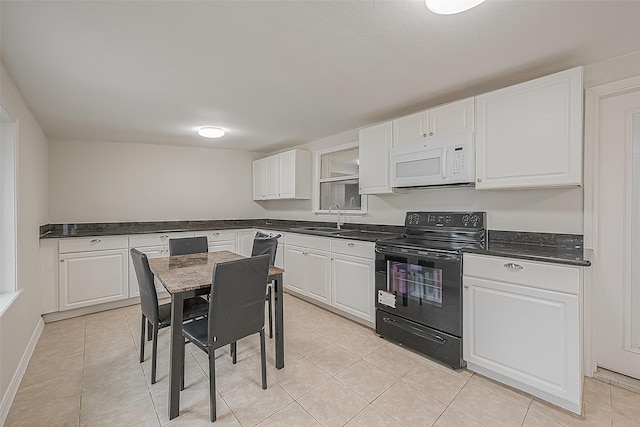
405,212,486,229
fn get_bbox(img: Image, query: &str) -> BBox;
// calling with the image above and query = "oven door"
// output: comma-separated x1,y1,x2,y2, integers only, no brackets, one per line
375,245,462,337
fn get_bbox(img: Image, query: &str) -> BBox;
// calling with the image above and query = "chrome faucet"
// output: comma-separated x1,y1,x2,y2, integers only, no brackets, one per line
329,203,342,229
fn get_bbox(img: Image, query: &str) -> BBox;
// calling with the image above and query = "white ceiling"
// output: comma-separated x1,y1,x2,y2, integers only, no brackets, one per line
2,0,640,153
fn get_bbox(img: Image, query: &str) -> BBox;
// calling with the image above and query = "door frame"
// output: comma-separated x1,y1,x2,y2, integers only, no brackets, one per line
584,74,640,376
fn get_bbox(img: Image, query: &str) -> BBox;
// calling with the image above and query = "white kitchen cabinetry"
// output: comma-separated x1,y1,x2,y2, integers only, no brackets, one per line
253,158,267,200
463,254,582,414
195,230,237,252
393,98,475,149
475,67,583,189
359,121,394,194
58,236,129,311
40,239,60,314
252,149,311,200
129,231,194,297
284,234,331,305
331,239,375,324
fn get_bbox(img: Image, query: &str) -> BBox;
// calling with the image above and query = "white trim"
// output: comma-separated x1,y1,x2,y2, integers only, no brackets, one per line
0,288,21,317
313,141,368,214
583,74,640,376
0,316,45,426
0,107,18,295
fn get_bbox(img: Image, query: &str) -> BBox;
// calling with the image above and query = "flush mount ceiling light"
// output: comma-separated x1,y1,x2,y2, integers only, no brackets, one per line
198,127,225,138
425,0,485,15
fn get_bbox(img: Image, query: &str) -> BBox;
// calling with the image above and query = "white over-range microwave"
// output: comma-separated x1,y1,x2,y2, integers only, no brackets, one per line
390,133,475,188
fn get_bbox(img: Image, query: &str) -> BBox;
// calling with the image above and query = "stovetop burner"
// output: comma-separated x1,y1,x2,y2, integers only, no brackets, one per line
376,212,486,253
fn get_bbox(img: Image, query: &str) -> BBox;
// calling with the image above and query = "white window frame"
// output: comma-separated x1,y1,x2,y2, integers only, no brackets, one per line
313,141,368,215
0,106,18,301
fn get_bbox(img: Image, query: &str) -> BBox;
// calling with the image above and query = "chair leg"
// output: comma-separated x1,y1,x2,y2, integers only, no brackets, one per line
147,320,153,341
267,286,273,339
260,329,267,390
230,342,237,364
209,350,217,422
181,337,186,391
151,324,159,384
139,314,146,363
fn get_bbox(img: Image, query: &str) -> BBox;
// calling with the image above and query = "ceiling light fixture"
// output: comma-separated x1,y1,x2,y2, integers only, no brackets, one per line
198,127,225,138
425,0,485,15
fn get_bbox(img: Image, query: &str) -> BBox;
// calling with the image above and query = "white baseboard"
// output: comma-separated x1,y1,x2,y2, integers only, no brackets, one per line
0,317,45,426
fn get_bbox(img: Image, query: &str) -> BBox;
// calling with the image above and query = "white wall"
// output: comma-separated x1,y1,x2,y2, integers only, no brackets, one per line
0,65,49,411
262,130,584,233
48,140,267,223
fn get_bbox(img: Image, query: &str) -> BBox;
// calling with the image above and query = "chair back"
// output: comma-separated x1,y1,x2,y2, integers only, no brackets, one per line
251,232,281,265
169,236,209,256
208,254,271,349
130,248,160,323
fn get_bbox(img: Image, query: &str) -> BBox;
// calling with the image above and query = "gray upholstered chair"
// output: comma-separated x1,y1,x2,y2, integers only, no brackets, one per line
182,254,271,422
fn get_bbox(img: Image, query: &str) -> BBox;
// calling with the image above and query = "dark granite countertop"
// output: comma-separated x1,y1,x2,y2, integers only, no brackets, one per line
39,221,590,266
39,219,405,243
463,230,590,267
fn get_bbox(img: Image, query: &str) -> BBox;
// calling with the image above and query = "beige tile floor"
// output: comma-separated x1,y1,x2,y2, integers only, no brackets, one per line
6,293,640,426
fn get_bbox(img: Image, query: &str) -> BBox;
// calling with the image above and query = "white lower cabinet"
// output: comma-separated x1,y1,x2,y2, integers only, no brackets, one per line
128,231,194,297
58,236,129,311
195,230,237,253
331,239,375,324
463,254,582,414
284,234,331,305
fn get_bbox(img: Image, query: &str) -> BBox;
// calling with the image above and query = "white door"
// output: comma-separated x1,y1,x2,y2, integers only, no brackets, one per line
129,245,166,297
305,249,331,305
284,245,306,294
593,86,640,379
332,254,374,322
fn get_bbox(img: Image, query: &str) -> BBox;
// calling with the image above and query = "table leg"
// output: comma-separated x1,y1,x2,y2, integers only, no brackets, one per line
273,273,284,369
169,292,184,420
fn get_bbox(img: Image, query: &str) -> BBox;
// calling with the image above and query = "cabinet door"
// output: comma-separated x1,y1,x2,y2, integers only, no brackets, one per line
59,249,129,310
359,121,394,194
284,245,307,294
278,150,295,198
265,155,279,199
275,243,284,269
236,229,257,257
332,253,374,323
463,276,581,413
306,249,331,305
427,97,474,138
393,110,429,148
208,240,236,253
475,67,583,189
129,245,166,298
253,158,267,200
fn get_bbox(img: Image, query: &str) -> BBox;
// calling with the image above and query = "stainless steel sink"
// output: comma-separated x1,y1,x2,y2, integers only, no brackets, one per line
291,226,357,235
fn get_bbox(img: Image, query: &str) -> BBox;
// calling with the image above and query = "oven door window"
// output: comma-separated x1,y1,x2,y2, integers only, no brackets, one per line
388,260,442,306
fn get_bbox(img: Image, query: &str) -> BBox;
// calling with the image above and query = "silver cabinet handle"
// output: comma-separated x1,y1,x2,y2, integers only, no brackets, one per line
477,178,482,183
504,262,524,271
429,131,434,137
464,284,469,289
348,243,356,247
214,232,220,237
89,239,101,243
160,235,168,240
422,133,427,137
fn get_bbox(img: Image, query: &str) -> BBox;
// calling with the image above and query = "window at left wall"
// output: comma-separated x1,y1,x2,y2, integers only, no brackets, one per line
0,107,17,294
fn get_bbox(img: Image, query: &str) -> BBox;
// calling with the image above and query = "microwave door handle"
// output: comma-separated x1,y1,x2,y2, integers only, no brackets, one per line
441,147,447,178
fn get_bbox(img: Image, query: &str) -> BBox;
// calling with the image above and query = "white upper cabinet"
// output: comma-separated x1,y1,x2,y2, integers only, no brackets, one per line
475,66,583,190
265,155,280,199
252,158,267,200
252,149,311,200
393,98,475,149
359,121,394,194
278,149,311,199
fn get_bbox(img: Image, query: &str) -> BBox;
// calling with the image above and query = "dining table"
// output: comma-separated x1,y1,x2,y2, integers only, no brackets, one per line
148,250,285,420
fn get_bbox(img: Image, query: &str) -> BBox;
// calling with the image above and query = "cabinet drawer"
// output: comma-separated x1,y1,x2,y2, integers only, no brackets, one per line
331,239,374,258
463,254,580,295
59,236,129,253
129,231,194,247
286,233,331,251
194,229,236,242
